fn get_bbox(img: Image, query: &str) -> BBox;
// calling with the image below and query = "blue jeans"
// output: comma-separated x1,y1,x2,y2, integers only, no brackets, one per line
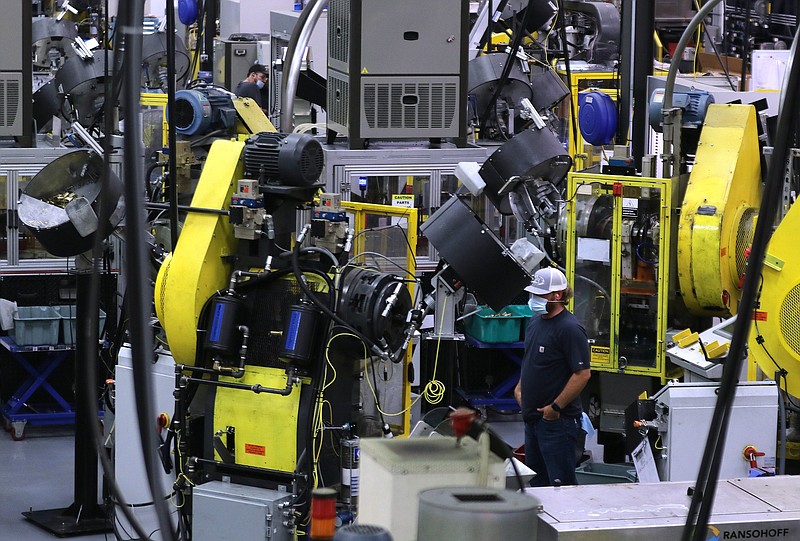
524,416,580,487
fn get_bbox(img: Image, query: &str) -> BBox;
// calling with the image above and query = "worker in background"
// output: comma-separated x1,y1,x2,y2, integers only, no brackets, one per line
235,63,268,109
514,267,591,487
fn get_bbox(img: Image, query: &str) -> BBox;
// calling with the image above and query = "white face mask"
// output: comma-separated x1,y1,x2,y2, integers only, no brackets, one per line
528,296,548,316
256,79,265,89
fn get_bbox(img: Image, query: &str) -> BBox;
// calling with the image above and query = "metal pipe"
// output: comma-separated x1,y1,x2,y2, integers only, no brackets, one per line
166,0,180,250
213,325,249,378
631,0,655,168
203,0,217,72
186,367,300,396
280,0,328,132
662,0,722,112
776,370,787,475
145,202,229,215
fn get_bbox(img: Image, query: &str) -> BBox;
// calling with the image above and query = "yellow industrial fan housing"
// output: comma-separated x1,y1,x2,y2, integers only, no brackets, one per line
749,200,800,397
154,139,245,366
677,104,762,317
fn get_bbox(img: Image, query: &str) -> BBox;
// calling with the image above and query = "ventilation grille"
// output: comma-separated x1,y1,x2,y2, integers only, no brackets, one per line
328,0,350,64
0,75,22,130
363,81,457,130
327,73,349,127
735,207,758,280
780,283,800,358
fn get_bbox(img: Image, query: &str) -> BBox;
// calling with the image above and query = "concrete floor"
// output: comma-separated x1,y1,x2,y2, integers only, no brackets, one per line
0,414,600,540
0,425,110,541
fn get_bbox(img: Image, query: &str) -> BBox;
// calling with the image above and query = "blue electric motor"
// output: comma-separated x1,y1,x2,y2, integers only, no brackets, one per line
648,88,715,132
577,90,618,146
171,88,238,136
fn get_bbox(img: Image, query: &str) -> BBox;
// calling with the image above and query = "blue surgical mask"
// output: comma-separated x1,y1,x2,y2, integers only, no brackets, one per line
256,79,265,89
528,296,548,316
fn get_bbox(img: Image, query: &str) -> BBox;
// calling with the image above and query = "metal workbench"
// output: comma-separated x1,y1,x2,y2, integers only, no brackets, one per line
531,476,800,540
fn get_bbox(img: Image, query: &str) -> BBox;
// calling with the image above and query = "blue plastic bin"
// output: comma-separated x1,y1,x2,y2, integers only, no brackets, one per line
11,306,61,346
53,306,107,346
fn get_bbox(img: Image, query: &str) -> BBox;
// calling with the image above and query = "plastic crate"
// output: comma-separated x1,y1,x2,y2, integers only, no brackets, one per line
464,306,527,343
507,304,533,341
11,306,61,346
575,463,638,484
54,306,106,346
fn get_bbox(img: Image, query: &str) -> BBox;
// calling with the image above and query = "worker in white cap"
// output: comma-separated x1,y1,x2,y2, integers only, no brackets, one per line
514,267,590,486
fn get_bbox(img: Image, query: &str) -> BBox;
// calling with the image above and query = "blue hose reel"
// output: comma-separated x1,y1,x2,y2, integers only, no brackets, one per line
577,90,618,146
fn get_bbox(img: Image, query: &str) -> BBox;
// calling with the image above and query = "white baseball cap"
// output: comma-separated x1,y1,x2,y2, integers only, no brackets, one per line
525,267,568,295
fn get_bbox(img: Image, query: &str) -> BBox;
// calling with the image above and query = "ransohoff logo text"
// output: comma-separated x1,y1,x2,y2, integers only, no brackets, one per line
720,528,790,539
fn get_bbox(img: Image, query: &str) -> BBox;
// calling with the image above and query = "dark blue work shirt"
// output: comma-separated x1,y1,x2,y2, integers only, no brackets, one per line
235,80,264,107
520,309,590,422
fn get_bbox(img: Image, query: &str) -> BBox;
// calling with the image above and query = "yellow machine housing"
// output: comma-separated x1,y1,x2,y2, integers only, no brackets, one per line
155,137,310,474
155,140,245,366
212,366,304,471
749,200,800,397
677,104,762,317
154,137,417,485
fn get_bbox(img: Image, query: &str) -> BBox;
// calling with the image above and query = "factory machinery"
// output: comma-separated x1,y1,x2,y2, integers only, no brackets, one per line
146,2,800,541
141,94,800,541
11,1,800,541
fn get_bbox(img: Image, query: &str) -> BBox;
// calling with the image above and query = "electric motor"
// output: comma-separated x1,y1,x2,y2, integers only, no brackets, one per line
172,88,237,136
243,132,324,186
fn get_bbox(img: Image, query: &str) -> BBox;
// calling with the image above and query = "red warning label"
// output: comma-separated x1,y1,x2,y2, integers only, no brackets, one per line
245,444,266,456
752,311,768,322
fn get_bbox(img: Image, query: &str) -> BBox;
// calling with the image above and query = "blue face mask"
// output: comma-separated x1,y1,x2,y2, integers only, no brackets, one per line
528,296,548,316
256,79,265,89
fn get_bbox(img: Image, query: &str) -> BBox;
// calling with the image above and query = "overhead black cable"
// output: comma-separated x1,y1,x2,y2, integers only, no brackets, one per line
119,2,180,540
683,23,800,541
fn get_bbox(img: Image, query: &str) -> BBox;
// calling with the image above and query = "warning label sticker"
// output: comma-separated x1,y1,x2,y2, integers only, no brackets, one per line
245,444,266,456
590,346,610,364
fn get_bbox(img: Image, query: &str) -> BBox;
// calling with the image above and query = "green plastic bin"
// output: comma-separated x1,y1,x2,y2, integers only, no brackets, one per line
576,463,638,484
11,306,61,346
464,305,527,343
507,304,533,341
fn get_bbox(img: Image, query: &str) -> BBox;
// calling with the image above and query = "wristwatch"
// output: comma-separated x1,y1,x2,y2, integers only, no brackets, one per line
550,402,562,413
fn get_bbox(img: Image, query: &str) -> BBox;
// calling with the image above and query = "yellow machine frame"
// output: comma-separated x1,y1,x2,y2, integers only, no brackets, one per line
565,172,674,381
342,201,418,437
677,104,762,317
155,139,245,366
140,92,170,148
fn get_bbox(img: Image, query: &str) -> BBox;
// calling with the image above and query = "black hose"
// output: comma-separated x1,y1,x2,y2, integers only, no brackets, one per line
69,0,152,538
144,160,167,201
557,0,578,168
166,0,179,250
683,24,800,541
119,2,179,540
290,240,391,435
290,238,382,356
